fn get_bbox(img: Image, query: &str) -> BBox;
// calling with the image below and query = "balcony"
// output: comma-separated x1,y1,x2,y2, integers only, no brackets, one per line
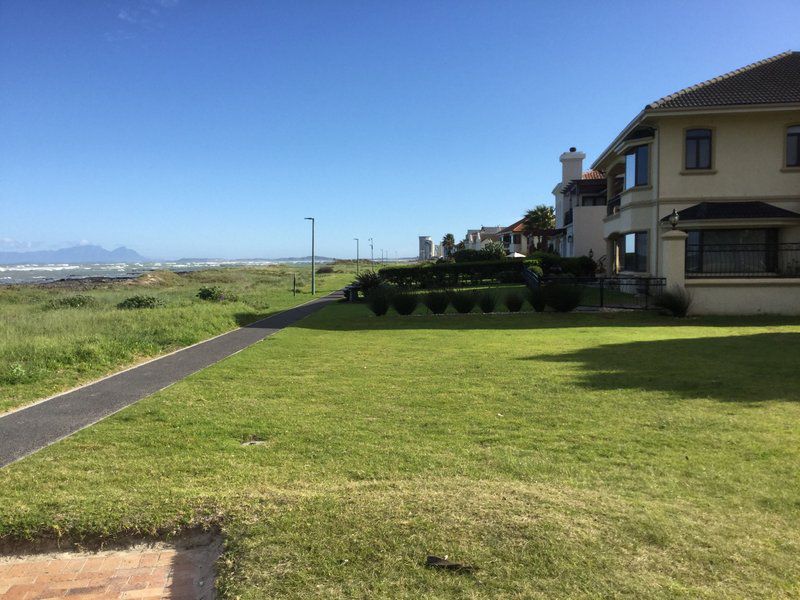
564,209,573,225
686,243,800,277
606,195,621,216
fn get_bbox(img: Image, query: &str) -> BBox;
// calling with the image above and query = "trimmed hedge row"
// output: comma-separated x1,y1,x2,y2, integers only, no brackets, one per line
366,286,584,316
378,259,542,288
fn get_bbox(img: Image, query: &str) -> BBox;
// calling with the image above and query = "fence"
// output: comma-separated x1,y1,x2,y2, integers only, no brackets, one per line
523,267,665,309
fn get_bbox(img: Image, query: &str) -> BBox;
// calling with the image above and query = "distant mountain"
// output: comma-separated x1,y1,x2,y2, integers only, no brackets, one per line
0,245,147,265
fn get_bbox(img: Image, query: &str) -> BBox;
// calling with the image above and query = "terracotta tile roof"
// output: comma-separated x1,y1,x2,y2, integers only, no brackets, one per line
499,218,526,234
661,201,800,222
648,51,800,110
581,169,605,180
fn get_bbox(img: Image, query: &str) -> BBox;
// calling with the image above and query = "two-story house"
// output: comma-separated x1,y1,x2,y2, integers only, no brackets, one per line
552,149,608,260
464,226,503,251
594,50,800,314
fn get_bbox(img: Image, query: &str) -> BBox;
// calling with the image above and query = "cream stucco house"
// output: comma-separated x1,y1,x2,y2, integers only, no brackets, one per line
593,50,800,314
552,148,607,260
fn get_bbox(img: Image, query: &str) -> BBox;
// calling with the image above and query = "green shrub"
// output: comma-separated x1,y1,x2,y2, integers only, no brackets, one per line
504,292,524,312
423,291,450,314
197,286,238,302
367,290,390,316
316,265,335,274
527,252,596,276
379,259,541,289
451,241,507,263
478,293,497,314
354,271,382,294
655,287,692,317
450,290,477,314
392,293,419,316
117,295,164,309
528,287,546,312
47,295,97,309
544,284,583,312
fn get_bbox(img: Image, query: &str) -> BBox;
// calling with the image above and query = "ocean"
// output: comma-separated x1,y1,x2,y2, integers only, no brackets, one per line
0,260,317,285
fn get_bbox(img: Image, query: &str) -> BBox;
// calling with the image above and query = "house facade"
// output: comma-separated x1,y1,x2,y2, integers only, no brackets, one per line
552,149,607,260
594,50,800,314
499,219,530,256
464,226,503,251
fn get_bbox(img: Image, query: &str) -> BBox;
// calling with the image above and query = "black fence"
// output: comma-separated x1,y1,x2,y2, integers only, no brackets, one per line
686,243,800,278
524,268,666,309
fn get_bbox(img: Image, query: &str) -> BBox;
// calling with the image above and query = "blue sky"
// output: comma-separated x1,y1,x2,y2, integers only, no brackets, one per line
1,1,798,259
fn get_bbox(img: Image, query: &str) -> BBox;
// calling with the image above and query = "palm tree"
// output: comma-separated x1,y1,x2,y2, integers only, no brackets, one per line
441,233,456,257
523,205,556,252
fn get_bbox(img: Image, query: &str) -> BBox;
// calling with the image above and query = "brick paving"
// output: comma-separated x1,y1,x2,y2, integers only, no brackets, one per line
0,536,220,599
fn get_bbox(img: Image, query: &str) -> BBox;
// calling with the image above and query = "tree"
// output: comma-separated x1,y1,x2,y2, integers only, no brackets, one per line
523,205,556,251
441,233,456,257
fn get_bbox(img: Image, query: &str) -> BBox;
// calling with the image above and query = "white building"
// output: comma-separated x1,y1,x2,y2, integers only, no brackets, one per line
464,226,503,250
552,147,608,259
418,236,437,260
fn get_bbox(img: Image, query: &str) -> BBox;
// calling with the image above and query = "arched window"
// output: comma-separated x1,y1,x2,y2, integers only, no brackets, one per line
685,128,712,170
787,126,800,168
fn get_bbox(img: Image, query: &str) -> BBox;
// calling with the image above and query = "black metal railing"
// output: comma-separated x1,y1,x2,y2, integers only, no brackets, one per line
607,195,621,216
686,243,800,277
564,209,573,225
522,272,665,309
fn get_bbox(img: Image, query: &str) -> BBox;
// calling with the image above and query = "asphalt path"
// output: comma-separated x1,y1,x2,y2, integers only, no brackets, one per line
0,291,341,468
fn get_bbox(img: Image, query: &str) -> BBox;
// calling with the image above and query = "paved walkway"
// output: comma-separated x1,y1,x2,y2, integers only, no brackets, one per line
0,533,221,599
0,292,341,468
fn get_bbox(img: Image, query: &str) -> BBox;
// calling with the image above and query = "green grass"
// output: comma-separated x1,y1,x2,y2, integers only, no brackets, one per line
0,264,357,413
1,305,799,597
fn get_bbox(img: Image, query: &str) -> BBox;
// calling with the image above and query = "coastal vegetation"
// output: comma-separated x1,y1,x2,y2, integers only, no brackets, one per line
0,264,357,413
0,304,798,597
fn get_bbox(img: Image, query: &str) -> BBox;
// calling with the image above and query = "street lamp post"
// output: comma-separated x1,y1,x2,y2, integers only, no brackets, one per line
354,237,360,275
305,217,316,295
368,237,374,270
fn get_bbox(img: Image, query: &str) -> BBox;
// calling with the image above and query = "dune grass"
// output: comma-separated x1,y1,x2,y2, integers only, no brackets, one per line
0,264,357,412
1,303,799,597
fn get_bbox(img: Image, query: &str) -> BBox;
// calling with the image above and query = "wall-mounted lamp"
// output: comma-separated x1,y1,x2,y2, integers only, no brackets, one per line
668,209,680,230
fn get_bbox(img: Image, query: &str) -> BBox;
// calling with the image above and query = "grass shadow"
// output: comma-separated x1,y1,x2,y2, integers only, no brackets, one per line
529,332,800,403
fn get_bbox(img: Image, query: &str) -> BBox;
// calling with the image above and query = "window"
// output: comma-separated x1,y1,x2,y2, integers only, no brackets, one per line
685,128,712,170
617,231,648,272
624,145,649,189
788,125,800,167
512,233,521,244
581,195,606,206
686,229,778,276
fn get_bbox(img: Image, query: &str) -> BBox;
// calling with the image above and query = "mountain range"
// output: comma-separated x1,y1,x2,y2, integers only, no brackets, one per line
0,245,147,265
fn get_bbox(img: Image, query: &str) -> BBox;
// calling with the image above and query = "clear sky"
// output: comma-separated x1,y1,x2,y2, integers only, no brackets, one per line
1,1,798,259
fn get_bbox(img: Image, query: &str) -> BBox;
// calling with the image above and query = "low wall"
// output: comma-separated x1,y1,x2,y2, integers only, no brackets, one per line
685,278,800,315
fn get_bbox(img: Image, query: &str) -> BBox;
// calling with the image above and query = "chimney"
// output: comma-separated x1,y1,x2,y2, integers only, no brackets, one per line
559,147,585,185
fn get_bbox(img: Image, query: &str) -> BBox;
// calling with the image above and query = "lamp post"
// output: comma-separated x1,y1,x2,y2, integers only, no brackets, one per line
368,237,374,270
353,237,359,275
305,217,316,295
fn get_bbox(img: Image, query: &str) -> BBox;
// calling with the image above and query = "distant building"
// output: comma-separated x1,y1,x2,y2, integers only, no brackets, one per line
464,226,503,250
418,236,437,260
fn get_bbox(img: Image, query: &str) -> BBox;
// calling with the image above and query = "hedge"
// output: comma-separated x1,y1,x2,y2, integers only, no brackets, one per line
379,259,542,288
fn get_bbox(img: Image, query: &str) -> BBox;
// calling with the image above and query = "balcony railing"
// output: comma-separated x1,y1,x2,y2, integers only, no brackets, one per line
564,209,573,225
607,195,621,216
686,243,800,277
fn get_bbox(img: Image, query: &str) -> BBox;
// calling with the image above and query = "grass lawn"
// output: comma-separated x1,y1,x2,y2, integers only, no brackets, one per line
0,264,357,413
1,303,799,597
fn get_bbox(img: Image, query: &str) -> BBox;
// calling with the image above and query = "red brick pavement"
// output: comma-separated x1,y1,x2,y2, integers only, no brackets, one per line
0,536,219,599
